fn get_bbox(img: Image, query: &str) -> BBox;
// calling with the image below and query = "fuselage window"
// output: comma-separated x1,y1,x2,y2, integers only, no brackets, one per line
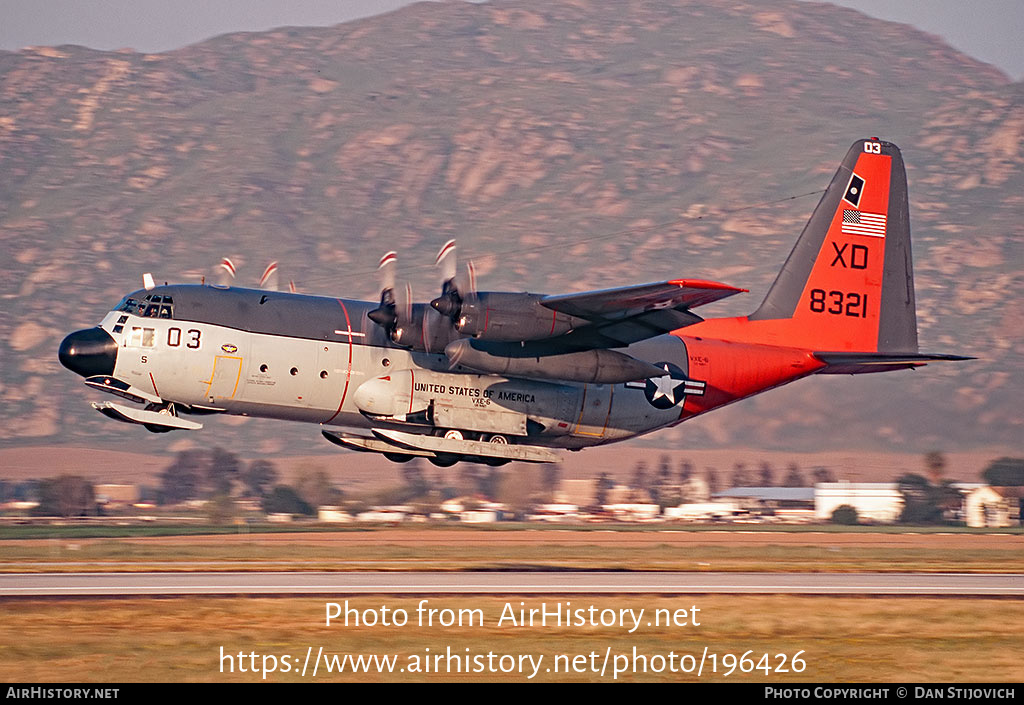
129,327,156,348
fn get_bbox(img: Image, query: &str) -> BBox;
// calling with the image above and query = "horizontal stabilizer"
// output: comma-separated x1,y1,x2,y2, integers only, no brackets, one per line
814,351,974,375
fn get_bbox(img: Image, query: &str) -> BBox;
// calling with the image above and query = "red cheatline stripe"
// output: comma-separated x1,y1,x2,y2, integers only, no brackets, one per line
324,300,354,425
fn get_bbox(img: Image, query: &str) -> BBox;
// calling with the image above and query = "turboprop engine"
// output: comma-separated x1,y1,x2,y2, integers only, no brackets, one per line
444,338,667,384
435,291,588,342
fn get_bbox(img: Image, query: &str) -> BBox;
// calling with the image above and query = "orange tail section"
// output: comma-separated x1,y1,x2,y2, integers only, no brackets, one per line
691,138,917,353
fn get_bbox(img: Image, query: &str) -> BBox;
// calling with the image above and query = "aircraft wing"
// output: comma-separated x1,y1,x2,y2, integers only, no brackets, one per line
540,279,746,320
462,279,747,358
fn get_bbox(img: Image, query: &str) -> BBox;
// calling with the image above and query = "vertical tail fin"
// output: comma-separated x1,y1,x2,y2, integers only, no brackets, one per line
749,138,917,353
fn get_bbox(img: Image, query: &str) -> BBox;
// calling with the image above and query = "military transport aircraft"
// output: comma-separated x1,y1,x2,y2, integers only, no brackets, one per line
59,139,969,466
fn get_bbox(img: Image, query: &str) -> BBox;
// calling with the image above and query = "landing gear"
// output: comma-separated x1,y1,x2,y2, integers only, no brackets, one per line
142,402,177,433
480,433,511,464
430,429,465,465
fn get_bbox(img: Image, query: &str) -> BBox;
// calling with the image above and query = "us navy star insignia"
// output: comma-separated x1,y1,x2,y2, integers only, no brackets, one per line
633,361,705,410
650,368,684,402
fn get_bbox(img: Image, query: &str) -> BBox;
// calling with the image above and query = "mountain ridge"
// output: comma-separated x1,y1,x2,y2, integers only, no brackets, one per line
0,0,1019,456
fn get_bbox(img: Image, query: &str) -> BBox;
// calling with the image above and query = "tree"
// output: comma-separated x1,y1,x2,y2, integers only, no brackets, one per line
759,462,775,487
657,456,672,485
897,473,960,525
294,465,342,508
159,447,243,504
33,476,96,517
730,463,751,488
981,458,1024,486
783,463,806,487
595,473,614,506
401,459,430,499
541,464,561,499
811,467,835,484
477,466,499,500
831,504,859,525
207,447,240,497
263,486,314,516
159,449,203,504
632,461,649,493
205,494,237,525
705,468,720,495
242,459,279,499
678,460,694,483
924,451,947,484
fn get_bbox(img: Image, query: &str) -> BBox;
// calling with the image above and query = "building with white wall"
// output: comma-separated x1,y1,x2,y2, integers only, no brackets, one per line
814,482,903,523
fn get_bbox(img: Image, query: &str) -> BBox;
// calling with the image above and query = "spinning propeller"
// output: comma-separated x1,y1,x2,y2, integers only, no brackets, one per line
368,240,476,353
212,258,296,292
429,239,478,329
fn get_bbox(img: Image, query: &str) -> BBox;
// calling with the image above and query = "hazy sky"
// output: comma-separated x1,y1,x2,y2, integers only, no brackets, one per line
1,0,1021,79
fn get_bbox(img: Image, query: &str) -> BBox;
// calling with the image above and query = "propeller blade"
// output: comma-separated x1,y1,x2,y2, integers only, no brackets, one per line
396,282,413,327
456,259,478,300
391,282,415,345
259,261,279,291
368,252,401,331
215,257,237,287
378,251,397,293
435,239,457,284
430,240,466,320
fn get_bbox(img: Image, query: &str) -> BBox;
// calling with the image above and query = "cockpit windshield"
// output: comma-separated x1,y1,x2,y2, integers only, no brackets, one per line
118,293,174,319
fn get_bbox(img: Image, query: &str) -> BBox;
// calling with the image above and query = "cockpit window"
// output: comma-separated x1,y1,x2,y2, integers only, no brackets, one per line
118,294,173,319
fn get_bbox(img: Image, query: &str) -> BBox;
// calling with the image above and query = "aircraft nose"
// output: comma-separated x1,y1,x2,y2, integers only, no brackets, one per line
58,327,118,378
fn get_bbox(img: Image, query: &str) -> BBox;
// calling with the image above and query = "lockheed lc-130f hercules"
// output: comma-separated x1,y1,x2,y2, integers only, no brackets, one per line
59,139,969,466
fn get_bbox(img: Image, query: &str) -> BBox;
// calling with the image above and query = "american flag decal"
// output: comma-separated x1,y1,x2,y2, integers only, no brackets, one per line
841,210,886,238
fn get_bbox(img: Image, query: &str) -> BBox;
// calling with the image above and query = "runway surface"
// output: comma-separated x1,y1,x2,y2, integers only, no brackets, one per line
1,571,1022,597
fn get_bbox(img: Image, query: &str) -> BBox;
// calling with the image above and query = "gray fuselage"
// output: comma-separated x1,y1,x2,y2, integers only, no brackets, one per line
96,284,693,449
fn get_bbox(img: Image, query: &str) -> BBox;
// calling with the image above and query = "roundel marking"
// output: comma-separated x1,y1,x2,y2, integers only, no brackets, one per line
643,361,706,410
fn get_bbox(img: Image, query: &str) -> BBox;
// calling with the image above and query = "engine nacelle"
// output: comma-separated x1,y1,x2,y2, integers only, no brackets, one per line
456,292,585,342
445,338,668,384
390,303,458,353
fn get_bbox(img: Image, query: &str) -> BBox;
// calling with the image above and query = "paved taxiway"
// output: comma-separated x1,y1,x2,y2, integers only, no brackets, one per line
1,571,1021,597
